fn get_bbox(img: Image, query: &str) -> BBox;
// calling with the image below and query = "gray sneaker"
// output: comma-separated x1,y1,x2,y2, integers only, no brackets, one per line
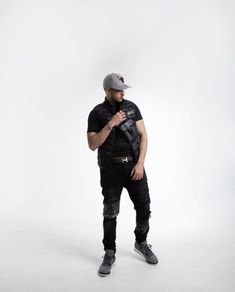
134,240,158,264
98,249,116,277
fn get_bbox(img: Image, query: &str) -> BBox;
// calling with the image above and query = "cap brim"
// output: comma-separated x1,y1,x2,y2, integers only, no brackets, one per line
113,84,132,90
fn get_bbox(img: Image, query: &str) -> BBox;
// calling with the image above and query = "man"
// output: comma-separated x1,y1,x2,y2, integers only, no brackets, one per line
87,73,158,277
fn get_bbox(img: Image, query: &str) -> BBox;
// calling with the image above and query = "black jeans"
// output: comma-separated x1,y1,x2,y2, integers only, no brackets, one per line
99,160,151,253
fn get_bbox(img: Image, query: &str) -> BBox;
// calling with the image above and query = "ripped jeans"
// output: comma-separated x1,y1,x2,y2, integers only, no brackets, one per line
99,160,151,253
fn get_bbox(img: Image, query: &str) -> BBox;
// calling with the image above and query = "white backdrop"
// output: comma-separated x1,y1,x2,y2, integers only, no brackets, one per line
0,0,234,291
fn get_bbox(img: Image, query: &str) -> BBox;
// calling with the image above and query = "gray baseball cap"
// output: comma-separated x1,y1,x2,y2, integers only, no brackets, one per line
103,73,131,90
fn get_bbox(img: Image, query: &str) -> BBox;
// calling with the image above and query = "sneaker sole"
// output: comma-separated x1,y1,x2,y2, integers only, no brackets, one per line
134,247,158,264
97,261,116,277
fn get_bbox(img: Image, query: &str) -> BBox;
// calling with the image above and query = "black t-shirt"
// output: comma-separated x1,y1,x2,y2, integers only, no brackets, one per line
87,98,143,156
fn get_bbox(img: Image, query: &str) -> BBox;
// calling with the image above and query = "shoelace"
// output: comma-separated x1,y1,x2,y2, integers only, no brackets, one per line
141,243,153,256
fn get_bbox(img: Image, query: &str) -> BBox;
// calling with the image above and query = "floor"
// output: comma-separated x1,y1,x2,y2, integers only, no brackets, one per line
0,215,234,292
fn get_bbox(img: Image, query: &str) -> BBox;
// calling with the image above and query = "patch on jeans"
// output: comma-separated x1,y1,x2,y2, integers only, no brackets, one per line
103,201,120,219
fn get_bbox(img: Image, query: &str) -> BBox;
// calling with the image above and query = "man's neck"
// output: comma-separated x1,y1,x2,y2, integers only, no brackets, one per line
105,96,124,106
105,96,115,105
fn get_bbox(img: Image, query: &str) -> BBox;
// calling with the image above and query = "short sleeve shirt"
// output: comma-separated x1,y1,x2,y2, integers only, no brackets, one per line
87,99,143,156
87,102,143,133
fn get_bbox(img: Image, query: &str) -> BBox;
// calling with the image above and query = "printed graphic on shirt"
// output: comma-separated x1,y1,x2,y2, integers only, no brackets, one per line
126,109,135,117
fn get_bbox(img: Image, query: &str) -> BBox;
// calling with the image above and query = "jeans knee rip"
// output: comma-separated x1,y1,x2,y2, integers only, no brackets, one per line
103,201,120,219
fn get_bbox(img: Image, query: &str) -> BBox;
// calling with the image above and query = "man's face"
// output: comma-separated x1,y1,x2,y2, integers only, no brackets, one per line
108,88,125,104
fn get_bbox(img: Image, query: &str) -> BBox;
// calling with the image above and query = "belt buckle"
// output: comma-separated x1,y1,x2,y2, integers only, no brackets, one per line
121,157,128,163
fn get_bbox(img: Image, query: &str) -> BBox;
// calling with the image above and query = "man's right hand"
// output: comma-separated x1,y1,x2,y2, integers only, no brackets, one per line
109,110,127,127
88,111,127,151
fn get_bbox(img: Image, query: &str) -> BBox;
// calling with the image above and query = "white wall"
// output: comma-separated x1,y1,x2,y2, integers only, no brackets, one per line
0,0,234,272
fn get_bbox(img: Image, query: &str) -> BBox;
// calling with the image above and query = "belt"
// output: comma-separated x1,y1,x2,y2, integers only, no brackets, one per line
111,156,134,163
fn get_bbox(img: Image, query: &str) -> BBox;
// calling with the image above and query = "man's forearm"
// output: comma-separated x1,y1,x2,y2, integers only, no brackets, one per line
137,134,148,165
88,121,114,151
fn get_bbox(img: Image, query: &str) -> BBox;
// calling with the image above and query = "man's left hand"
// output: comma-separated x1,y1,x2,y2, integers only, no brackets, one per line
130,163,144,181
